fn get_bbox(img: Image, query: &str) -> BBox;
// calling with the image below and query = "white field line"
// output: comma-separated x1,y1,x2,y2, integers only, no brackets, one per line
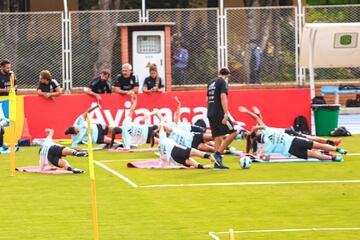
209,227,360,239
141,180,360,188
94,161,138,188
97,159,155,163
208,232,220,240
347,153,360,156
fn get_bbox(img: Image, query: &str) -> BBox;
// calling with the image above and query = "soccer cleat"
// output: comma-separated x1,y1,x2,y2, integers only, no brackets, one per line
337,149,347,155
72,168,84,174
74,151,88,157
332,139,342,146
214,163,229,170
212,153,229,169
332,156,344,162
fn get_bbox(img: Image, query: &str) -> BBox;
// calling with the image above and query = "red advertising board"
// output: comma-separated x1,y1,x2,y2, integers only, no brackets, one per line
24,89,310,139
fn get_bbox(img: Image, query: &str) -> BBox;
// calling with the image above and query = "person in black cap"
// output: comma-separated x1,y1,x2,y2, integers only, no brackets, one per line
85,69,112,104
206,67,238,169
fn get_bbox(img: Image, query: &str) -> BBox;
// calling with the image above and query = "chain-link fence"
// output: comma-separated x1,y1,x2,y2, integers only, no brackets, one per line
304,5,360,83
148,8,219,86
226,7,296,84
0,12,63,89
70,10,140,88
2,5,360,90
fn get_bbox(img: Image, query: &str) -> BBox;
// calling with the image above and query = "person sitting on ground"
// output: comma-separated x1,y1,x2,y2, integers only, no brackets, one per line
239,106,347,161
64,104,122,149
84,69,112,104
37,70,63,101
113,63,139,95
143,65,164,93
39,128,86,173
158,123,215,169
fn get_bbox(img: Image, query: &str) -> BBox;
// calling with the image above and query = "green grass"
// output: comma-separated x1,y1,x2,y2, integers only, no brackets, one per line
0,136,359,239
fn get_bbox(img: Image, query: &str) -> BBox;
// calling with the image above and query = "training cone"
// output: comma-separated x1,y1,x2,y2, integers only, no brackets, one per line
21,117,31,140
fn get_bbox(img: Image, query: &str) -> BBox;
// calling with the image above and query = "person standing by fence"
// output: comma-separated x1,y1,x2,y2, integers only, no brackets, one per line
249,40,261,84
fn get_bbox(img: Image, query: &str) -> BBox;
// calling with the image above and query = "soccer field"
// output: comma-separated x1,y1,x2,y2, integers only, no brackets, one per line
0,136,359,240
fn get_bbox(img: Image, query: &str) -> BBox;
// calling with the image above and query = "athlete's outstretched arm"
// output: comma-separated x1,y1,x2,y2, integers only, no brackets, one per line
239,106,264,126
174,96,181,124
127,94,137,119
45,128,54,139
82,104,100,120
252,106,263,120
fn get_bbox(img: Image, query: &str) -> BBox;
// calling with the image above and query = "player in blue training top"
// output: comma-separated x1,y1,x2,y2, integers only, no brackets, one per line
239,106,347,161
158,124,216,168
118,94,159,149
64,104,122,149
39,128,86,173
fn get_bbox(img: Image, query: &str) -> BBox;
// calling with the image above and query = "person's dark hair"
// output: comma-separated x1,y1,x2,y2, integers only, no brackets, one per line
150,127,160,148
100,69,111,76
64,126,76,135
194,119,206,129
219,67,230,76
0,59,10,67
110,127,122,148
40,70,52,81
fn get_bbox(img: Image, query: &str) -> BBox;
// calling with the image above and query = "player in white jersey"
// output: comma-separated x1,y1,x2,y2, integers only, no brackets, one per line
158,124,216,168
242,106,342,154
39,128,86,173
64,104,122,149
239,106,347,161
119,94,159,149
172,96,207,133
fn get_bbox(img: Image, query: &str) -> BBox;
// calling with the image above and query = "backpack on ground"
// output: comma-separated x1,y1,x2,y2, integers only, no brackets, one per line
329,126,352,137
293,116,310,135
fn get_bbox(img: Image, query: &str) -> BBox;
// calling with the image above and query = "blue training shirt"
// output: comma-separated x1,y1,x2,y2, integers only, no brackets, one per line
263,127,295,156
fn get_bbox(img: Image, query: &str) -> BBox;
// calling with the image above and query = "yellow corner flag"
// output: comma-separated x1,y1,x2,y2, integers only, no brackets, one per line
86,114,99,240
9,72,16,176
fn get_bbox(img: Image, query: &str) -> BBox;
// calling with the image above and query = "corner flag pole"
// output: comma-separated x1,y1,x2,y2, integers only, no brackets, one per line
9,71,16,176
86,114,99,240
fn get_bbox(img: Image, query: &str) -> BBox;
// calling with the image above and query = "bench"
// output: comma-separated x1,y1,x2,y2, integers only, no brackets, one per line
320,86,360,104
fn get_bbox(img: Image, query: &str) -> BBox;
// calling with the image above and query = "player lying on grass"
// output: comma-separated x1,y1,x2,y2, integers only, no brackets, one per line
39,128,86,173
243,106,342,154
158,123,216,168
154,108,218,152
115,94,159,149
239,106,347,161
170,96,207,133
64,104,122,149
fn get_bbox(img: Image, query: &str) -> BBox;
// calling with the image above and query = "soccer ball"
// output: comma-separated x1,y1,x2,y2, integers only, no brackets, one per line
239,156,252,169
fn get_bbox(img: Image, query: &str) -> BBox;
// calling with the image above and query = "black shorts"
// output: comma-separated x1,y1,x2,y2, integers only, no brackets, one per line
146,125,159,144
284,128,304,138
96,124,109,144
191,132,204,148
208,116,236,138
288,137,314,159
191,125,206,133
47,145,66,167
171,145,191,165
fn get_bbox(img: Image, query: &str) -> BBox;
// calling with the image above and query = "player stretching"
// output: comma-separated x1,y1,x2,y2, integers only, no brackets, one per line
39,128,86,173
